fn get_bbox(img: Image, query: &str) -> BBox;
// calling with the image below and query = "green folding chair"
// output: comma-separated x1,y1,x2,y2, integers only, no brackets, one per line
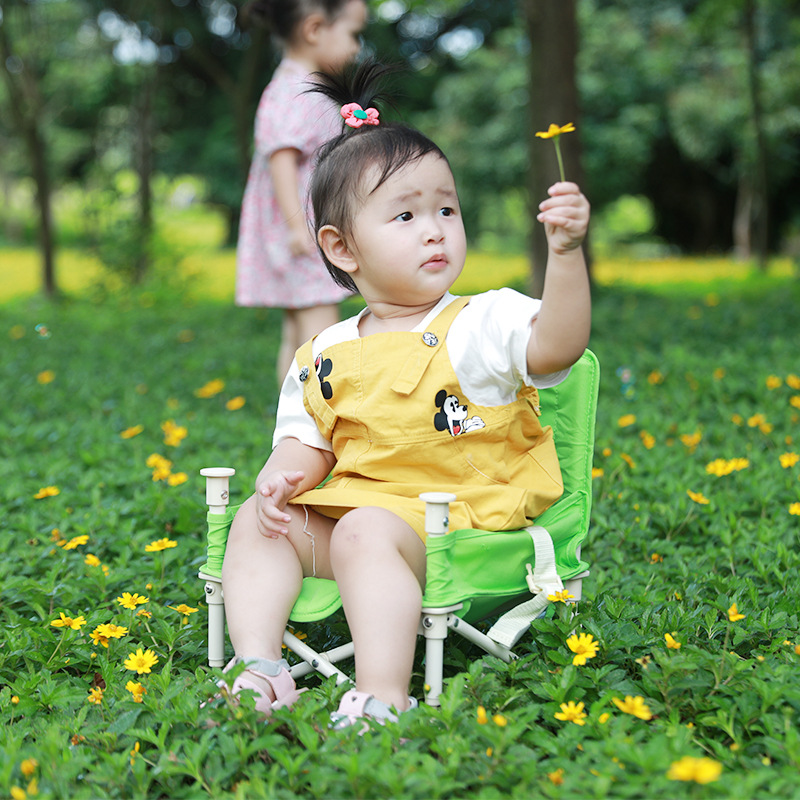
198,349,599,707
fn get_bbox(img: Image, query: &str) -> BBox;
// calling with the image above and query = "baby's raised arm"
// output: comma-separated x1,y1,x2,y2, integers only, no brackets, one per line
254,437,335,539
527,181,592,376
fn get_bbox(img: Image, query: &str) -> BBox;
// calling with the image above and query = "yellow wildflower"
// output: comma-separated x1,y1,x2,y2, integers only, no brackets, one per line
779,452,799,468
535,122,576,139
84,553,102,567
712,366,725,380
647,370,664,385
492,714,508,727
554,700,587,726
686,490,710,505
124,647,159,675
547,589,575,603
194,379,225,398
90,623,128,649
62,534,89,550
790,502,800,516
650,553,663,563
665,633,681,650
87,687,104,705
727,603,746,622
591,467,604,479
705,458,749,476
612,695,653,720
50,613,86,630
126,681,147,703
34,486,60,499
617,414,636,428
791,396,800,409
620,452,636,469
547,768,565,785
145,538,177,552
161,419,188,447
766,375,782,389
476,705,488,725
566,632,599,666
120,425,144,439
640,431,656,449
167,472,188,487
786,374,800,390
680,431,702,451
20,760,38,778
37,370,55,384
226,396,246,411
116,592,149,610
169,604,198,615
667,756,722,784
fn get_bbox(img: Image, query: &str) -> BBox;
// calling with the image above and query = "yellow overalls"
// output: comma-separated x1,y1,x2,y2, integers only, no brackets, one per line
289,296,563,540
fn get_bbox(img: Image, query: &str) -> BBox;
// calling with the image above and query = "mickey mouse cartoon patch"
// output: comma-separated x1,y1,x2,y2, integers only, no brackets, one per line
434,389,485,437
315,354,334,400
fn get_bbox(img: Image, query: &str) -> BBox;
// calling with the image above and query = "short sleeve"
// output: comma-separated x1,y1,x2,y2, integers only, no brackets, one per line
273,365,333,452
447,289,570,406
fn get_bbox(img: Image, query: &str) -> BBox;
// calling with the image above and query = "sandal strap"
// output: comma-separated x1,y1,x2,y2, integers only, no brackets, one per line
331,690,418,729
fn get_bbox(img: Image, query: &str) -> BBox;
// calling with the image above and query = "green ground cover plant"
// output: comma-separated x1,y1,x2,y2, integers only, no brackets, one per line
1,271,799,799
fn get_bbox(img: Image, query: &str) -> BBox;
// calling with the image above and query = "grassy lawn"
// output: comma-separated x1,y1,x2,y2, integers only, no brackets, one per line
1,249,799,798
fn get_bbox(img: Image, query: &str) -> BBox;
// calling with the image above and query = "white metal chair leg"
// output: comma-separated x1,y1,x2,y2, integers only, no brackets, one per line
203,578,226,668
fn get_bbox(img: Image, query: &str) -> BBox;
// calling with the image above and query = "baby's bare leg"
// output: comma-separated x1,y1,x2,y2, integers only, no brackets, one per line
330,507,426,711
222,495,336,663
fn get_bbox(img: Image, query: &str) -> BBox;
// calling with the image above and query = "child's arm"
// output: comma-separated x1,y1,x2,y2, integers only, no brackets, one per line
527,182,592,375
270,148,316,257
254,437,335,539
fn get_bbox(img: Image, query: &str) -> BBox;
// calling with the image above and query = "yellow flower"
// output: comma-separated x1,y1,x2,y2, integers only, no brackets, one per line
34,486,60,499
650,553,663,563
566,632,599,666
62,534,89,550
120,425,144,439
145,538,177,552
476,705,488,725
612,695,653,720
37,370,55,384
11,786,26,800
554,700,587,726
791,395,800,409
126,681,147,703
617,413,636,428
535,122,576,139
226,396,246,411
124,647,159,674
167,472,188,487
547,768,565,785
161,419,188,447
727,603,746,622
667,756,722,784
598,712,610,724
87,687,104,705
766,375,783,389
665,633,681,650
492,714,508,727
620,452,636,469
686,490,710,505
705,458,749,476
547,589,575,603
640,431,656,449
591,467,604,479
116,592,149,610
790,502,800,516
194,378,225,398
747,413,767,428
786,374,800,390
680,431,702,451
50,612,86,630
20,759,38,778
779,452,799,468
712,366,725,379
647,370,664,385
169,604,198,615
90,623,128,649
84,553,102,567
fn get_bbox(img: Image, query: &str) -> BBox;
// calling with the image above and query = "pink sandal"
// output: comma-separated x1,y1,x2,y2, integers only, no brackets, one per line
215,656,304,717
330,689,418,731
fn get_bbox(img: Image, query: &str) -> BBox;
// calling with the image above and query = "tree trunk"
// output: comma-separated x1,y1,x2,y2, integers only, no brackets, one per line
743,0,769,270
0,16,57,297
521,0,587,298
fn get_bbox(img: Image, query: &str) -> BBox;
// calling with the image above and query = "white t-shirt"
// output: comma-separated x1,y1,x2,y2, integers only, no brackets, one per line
273,289,570,452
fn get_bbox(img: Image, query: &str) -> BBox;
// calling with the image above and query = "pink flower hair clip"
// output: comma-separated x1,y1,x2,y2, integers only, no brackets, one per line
341,102,380,128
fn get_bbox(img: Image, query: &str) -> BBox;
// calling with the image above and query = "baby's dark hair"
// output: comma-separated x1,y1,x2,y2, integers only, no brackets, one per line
308,60,451,293
239,0,350,42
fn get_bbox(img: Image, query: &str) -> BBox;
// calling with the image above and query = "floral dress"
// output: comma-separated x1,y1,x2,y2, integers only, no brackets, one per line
235,58,352,309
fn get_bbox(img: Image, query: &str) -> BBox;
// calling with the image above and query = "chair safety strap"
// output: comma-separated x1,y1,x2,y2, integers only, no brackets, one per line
486,525,564,649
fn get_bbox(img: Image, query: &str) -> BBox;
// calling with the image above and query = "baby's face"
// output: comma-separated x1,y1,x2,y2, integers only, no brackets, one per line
344,153,467,309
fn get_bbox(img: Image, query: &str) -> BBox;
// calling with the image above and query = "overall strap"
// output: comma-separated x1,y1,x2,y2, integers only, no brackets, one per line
391,296,471,396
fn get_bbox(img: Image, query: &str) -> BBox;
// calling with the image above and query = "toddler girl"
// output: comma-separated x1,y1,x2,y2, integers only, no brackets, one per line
235,0,367,381
220,61,592,726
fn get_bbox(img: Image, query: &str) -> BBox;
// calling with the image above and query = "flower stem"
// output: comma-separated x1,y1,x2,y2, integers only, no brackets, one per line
553,137,566,182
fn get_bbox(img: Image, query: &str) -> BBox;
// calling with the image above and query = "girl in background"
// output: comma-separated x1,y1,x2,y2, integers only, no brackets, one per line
235,0,367,380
